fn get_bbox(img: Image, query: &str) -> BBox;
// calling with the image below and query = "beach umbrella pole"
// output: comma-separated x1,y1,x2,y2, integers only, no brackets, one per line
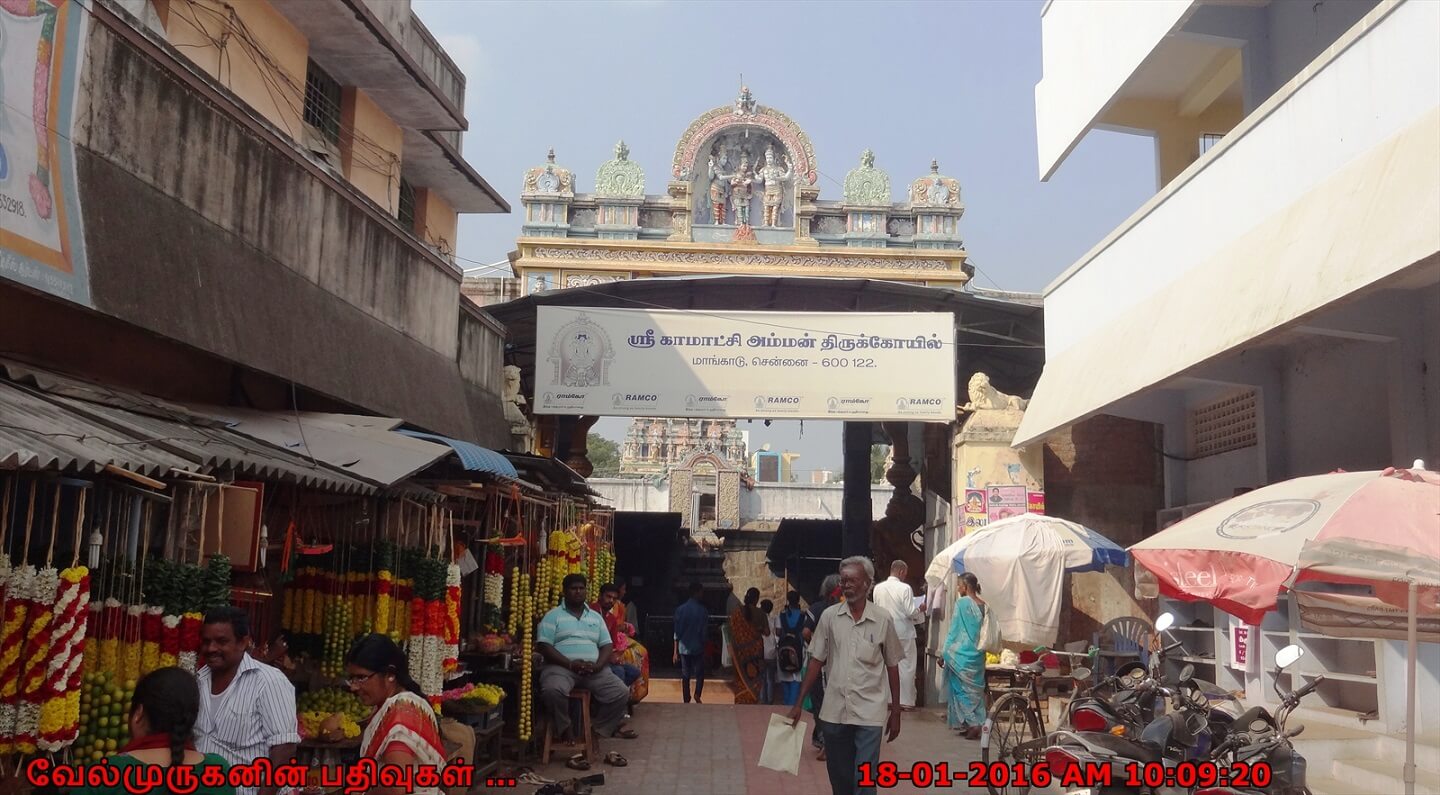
1406,577,1417,795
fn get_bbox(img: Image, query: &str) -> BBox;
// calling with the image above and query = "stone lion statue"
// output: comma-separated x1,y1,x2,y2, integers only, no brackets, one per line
502,366,532,446
961,372,1028,412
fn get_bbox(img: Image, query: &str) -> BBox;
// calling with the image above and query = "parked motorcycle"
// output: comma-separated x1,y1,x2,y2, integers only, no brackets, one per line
1194,644,1320,795
1040,612,1241,795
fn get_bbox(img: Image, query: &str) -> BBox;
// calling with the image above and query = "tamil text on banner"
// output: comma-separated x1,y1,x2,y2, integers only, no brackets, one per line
0,0,90,305
960,489,988,537
533,307,956,421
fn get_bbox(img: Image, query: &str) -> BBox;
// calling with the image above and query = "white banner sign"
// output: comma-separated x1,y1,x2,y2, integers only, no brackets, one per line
534,307,956,421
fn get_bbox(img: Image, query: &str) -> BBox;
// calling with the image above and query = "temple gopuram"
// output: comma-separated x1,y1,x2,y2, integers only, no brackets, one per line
510,86,973,478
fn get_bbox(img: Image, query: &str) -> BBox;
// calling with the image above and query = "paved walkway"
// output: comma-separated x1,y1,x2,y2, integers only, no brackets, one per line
487,702,986,795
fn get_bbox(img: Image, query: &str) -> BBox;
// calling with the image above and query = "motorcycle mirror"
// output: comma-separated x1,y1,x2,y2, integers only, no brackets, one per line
1275,644,1304,671
1071,667,1092,682
1155,613,1175,632
1179,664,1195,682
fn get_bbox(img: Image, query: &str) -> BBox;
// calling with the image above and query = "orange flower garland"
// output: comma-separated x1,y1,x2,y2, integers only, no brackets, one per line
0,564,34,753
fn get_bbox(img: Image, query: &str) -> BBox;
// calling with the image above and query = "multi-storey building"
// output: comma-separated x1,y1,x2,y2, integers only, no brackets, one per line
1021,1,1438,786
0,0,509,443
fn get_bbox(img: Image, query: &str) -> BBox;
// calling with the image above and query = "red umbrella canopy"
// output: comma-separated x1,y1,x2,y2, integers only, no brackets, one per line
1130,469,1432,624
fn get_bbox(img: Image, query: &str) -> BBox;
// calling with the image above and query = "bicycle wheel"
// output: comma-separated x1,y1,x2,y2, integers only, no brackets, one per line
981,692,1044,795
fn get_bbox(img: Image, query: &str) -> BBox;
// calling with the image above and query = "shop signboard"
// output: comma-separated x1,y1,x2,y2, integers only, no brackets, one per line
0,0,90,305
534,307,956,421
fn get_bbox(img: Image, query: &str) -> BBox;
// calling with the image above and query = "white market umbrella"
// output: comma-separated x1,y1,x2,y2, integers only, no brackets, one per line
925,513,1128,646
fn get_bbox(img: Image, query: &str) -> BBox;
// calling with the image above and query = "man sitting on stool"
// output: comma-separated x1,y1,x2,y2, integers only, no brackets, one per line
537,573,638,747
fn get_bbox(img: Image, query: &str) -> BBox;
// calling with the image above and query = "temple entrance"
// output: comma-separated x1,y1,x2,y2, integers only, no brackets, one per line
485,274,1045,706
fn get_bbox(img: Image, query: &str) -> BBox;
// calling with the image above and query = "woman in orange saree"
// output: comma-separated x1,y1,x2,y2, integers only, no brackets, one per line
726,588,768,704
346,634,448,795
609,585,649,703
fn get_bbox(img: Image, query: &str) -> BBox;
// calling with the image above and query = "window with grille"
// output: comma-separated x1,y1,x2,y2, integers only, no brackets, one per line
1189,389,1258,457
398,178,416,228
303,60,341,145
1200,133,1225,154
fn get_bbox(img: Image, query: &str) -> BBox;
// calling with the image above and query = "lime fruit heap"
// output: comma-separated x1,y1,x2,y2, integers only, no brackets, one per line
297,687,368,741
74,672,136,763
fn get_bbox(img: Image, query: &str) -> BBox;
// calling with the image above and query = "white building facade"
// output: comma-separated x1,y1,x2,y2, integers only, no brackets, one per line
1023,0,1438,787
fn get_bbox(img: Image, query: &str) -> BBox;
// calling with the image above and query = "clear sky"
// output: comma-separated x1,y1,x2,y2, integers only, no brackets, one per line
413,0,1157,473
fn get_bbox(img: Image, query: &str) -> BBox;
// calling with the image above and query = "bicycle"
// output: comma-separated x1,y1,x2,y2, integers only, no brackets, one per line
980,660,1048,795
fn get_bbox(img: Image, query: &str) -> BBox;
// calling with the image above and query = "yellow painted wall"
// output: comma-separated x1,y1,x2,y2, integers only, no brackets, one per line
341,89,404,212
416,188,459,256
164,0,308,138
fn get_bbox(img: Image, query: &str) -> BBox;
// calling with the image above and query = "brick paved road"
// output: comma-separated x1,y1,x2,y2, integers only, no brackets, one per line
491,703,987,795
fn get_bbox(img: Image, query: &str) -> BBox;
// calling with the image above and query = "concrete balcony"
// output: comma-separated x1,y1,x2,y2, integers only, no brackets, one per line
1041,0,1438,356
62,2,507,443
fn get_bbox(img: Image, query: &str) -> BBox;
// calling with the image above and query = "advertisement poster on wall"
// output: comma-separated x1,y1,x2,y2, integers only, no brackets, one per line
986,485,1026,523
534,307,956,421
1027,491,1046,515
1229,616,1256,672
0,0,90,305
959,489,988,538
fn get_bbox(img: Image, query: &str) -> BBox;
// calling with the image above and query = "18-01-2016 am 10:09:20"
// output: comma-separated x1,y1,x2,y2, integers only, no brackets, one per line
856,760,1275,789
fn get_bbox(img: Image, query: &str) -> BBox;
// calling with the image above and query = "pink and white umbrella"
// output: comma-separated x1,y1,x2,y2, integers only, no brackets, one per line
1129,469,1405,624
1285,466,1440,795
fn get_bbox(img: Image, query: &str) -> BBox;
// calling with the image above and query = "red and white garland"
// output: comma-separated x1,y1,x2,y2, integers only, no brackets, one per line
38,566,88,751
0,561,25,752
15,567,59,754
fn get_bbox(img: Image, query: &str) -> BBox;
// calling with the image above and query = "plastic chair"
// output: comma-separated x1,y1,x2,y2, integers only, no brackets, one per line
1095,616,1151,676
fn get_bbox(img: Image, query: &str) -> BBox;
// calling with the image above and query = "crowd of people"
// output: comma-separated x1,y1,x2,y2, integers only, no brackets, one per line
56,606,451,795
659,557,992,795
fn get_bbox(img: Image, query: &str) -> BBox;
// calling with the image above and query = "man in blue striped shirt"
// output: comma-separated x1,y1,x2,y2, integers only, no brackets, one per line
537,573,636,748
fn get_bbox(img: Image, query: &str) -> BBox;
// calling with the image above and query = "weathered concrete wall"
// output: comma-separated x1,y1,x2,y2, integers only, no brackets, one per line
55,15,506,444
721,549,795,611
74,18,461,357
1044,414,1165,639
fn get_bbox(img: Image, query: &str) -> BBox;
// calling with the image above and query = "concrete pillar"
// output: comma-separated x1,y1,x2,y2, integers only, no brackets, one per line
842,421,873,558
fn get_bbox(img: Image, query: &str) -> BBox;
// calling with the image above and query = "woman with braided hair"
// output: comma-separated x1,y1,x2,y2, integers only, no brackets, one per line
73,667,235,794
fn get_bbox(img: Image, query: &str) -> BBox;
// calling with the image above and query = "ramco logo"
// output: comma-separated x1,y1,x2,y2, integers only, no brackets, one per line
897,397,943,411
626,394,658,401
767,397,800,404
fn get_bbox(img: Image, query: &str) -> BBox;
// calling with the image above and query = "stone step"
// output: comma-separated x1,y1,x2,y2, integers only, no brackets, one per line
1332,757,1440,795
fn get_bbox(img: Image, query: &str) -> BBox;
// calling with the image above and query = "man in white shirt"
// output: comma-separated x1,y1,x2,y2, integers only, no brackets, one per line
872,560,924,709
195,607,300,795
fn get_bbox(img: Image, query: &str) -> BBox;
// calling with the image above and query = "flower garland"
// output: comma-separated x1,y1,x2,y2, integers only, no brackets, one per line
59,568,91,747
121,604,143,682
374,570,393,636
443,564,461,674
140,605,163,676
96,598,122,675
38,565,88,751
0,564,34,753
160,614,181,669
178,611,202,673
15,566,59,755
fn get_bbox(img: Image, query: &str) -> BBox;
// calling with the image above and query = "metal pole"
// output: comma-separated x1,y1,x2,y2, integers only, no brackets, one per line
1405,577,1417,795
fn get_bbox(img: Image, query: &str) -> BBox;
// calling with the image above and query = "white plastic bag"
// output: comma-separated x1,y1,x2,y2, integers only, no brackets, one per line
758,713,807,775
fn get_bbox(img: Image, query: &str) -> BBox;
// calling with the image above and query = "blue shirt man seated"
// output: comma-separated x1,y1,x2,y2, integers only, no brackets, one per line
537,573,638,747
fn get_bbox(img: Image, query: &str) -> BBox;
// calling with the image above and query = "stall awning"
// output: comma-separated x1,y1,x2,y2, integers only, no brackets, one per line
1014,108,1440,448
0,377,377,493
181,405,451,486
0,379,192,477
396,430,518,479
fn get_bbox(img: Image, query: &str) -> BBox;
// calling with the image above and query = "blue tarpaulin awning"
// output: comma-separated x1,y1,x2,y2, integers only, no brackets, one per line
396,430,519,479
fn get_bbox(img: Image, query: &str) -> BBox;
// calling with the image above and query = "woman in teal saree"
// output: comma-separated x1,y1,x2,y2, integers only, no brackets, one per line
942,572,987,739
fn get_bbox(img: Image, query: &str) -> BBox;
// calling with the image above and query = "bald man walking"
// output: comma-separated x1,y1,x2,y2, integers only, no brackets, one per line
872,560,923,709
